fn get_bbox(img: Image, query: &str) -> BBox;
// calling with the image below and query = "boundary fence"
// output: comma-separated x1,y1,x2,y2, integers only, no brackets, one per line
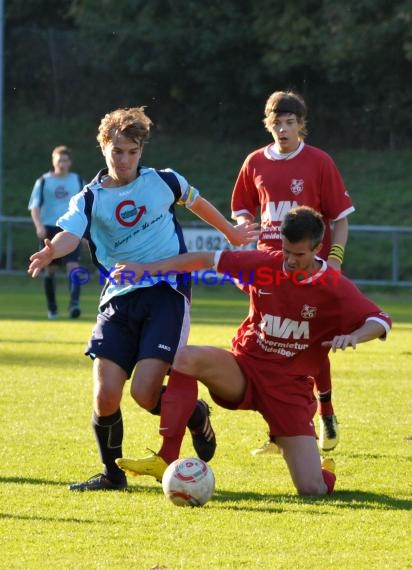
1,216,411,287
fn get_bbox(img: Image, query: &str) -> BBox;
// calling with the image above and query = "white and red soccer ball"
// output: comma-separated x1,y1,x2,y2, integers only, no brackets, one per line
162,457,215,507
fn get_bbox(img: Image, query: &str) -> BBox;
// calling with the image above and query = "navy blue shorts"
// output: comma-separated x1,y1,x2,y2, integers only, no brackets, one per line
43,226,81,264
85,283,190,377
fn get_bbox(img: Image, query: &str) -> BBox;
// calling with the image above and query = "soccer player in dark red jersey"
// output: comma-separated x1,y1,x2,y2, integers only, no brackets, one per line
231,90,355,452
113,206,391,496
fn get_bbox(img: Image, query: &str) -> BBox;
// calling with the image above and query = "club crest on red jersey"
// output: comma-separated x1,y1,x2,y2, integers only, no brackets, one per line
290,178,304,195
301,305,317,319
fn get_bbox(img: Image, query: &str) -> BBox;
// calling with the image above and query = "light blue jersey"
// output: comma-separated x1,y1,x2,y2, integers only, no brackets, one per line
57,166,199,307
28,171,84,226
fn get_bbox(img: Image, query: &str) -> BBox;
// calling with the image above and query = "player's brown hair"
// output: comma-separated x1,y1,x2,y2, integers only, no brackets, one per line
263,91,308,138
52,145,72,159
281,206,325,249
97,107,153,147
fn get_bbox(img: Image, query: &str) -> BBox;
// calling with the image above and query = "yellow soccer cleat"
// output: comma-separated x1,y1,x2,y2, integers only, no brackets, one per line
321,456,336,474
319,414,340,451
251,440,281,456
116,450,168,482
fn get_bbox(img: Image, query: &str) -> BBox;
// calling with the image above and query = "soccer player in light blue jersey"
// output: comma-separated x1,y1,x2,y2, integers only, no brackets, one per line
28,106,259,491
28,146,85,319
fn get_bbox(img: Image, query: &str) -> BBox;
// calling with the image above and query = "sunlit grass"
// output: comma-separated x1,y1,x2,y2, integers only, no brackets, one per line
0,276,410,569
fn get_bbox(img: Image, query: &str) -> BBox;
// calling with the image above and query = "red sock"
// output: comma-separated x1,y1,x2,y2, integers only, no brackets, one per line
322,469,336,495
158,368,198,464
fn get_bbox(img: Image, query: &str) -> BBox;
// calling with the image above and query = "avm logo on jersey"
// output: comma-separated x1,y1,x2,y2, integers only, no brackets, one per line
262,200,299,223
260,314,309,340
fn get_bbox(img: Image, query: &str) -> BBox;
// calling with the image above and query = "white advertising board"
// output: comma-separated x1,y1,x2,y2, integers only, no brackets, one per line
182,227,255,253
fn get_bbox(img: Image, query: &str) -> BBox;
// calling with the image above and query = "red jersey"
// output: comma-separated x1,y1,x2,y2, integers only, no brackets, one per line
215,250,391,379
231,143,355,257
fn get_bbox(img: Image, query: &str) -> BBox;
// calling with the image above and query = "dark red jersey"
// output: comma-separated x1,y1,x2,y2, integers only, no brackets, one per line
231,144,354,257
216,249,391,379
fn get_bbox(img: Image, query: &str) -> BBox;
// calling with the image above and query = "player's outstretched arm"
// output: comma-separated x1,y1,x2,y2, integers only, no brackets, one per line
188,196,260,246
112,252,216,283
321,320,388,352
28,239,55,277
28,232,80,278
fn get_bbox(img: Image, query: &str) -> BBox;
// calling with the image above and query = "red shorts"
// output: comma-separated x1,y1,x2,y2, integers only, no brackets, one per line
210,353,317,438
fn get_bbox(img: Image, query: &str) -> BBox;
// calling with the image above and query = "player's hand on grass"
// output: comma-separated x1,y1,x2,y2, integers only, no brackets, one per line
227,222,260,246
322,335,357,352
28,239,55,278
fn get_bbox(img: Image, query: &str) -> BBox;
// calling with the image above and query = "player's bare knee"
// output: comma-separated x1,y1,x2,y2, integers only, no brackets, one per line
173,345,205,375
130,384,157,411
172,346,193,370
94,392,121,417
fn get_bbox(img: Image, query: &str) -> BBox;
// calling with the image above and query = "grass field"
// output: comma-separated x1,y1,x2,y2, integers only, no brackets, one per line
0,276,411,569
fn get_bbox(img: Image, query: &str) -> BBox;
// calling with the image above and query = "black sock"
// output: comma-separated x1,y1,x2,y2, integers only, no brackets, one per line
318,391,332,403
92,409,125,482
69,279,81,305
44,275,57,311
149,386,167,416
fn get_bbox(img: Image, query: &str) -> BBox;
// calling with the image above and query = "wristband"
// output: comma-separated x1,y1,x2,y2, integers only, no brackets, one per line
328,244,345,264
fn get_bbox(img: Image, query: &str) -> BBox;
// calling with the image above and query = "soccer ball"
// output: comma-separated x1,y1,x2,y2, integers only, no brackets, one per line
162,457,215,507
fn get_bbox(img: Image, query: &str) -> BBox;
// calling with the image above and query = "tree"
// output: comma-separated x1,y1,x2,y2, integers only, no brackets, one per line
5,0,412,145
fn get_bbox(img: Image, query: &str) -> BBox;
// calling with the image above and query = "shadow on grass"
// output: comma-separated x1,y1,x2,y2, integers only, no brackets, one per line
0,512,101,524
2,476,410,513
210,488,412,512
0,475,158,495
0,476,75,486
0,475,147,490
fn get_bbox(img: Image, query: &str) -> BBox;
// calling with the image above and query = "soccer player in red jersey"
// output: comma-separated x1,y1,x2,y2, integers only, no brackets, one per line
113,206,391,495
231,90,355,452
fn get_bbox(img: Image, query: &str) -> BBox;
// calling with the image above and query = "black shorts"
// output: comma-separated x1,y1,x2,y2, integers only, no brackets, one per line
42,226,81,265
85,282,190,377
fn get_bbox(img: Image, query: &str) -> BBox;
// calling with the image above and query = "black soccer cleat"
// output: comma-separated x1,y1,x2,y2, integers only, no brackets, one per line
69,473,127,491
190,400,217,462
69,303,81,319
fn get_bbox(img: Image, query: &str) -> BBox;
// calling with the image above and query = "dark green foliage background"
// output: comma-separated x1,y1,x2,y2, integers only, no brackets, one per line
5,0,412,145
3,2,412,279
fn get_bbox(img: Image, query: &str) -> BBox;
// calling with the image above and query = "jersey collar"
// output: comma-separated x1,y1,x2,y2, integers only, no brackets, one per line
282,256,328,284
264,141,305,161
